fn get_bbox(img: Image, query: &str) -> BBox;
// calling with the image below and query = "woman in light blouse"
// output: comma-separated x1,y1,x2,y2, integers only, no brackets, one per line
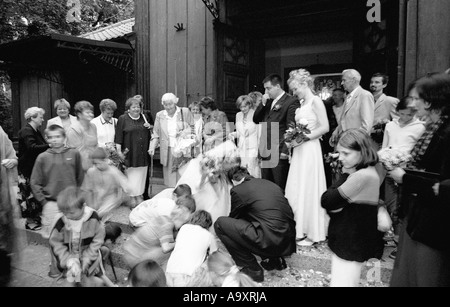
149,93,194,187
46,98,77,131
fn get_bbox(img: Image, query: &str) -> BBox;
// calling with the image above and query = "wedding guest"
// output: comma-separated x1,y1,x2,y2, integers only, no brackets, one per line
91,99,118,148
381,97,425,257
31,125,84,239
229,95,261,178
321,129,384,287
199,96,229,153
149,93,194,188
370,73,400,146
128,259,167,287
0,125,18,286
389,73,450,287
82,147,129,221
17,107,49,230
122,195,195,270
188,101,204,157
165,210,218,287
253,74,300,192
115,97,153,207
248,91,263,109
46,98,77,131
329,69,375,147
66,100,98,171
285,69,330,246
370,73,399,123
207,251,257,287
214,166,296,283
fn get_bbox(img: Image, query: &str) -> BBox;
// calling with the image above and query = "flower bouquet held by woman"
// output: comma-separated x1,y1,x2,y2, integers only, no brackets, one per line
104,142,128,173
284,118,311,149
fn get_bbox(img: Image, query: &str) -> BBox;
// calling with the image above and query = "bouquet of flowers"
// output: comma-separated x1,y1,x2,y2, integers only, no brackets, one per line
104,142,128,173
172,133,197,172
378,146,412,171
284,118,311,149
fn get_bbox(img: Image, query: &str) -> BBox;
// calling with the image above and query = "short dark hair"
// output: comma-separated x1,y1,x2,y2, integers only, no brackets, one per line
199,96,217,111
227,166,250,182
188,210,212,230
173,184,192,197
337,129,379,170
90,147,108,160
396,96,417,112
128,260,167,287
45,124,66,137
262,74,283,87
57,186,85,213
372,73,389,85
176,195,196,213
407,72,450,116
125,97,143,110
73,100,94,116
333,87,345,94
105,223,122,243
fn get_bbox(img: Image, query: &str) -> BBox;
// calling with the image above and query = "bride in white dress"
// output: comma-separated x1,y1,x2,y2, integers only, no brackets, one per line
285,69,330,246
176,140,240,229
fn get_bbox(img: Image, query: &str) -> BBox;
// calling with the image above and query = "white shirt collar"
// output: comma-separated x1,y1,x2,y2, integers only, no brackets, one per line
271,91,286,109
163,106,180,119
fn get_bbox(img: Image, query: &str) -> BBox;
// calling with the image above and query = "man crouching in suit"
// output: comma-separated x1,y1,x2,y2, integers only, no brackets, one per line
253,74,300,192
214,166,297,283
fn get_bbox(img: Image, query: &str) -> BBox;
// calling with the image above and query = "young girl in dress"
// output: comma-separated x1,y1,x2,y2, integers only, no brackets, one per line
321,129,384,287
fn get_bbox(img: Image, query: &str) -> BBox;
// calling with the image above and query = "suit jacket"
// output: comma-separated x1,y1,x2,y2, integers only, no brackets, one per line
17,124,50,178
374,94,399,124
230,177,296,256
336,86,375,135
253,93,299,159
150,107,194,166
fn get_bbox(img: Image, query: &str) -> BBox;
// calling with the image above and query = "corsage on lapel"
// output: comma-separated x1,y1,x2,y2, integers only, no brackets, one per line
273,104,282,112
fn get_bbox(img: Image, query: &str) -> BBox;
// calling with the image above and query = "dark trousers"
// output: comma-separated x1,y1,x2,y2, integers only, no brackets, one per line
0,250,11,287
261,159,290,193
215,217,278,270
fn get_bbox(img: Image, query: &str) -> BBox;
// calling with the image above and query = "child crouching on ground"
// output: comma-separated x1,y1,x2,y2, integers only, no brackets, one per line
165,210,218,287
49,186,115,287
207,251,257,287
82,147,130,221
129,184,192,228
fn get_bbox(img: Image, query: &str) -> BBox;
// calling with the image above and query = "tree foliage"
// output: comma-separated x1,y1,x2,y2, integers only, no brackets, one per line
0,0,134,136
0,0,134,44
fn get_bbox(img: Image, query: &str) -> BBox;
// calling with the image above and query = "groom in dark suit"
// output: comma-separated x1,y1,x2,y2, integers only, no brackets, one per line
214,166,297,282
253,74,300,192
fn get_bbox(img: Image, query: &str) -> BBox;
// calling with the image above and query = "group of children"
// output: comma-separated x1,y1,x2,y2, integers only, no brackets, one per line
124,184,258,287
28,123,255,286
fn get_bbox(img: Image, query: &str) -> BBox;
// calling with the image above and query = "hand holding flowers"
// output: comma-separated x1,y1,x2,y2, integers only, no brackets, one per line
284,118,311,149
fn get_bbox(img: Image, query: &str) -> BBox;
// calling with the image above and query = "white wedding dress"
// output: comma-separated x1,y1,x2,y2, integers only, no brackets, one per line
285,101,329,242
176,141,239,230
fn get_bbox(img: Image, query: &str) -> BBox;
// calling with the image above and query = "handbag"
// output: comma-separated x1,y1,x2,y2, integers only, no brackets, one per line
377,205,392,232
